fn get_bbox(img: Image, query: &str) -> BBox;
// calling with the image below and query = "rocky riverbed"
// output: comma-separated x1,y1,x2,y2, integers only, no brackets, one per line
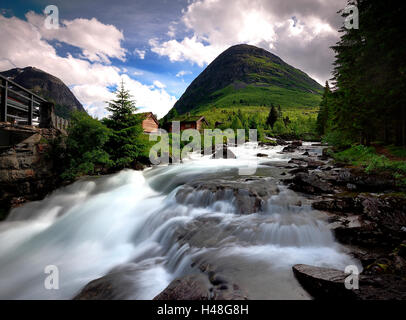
279,141,406,299
1,140,404,300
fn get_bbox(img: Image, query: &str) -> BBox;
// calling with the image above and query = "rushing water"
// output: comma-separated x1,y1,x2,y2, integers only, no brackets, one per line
0,143,359,299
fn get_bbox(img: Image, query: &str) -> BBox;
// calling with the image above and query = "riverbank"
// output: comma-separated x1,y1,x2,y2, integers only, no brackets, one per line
278,141,406,299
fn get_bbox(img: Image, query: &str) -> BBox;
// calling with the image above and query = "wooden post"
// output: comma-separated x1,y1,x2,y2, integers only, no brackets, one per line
28,94,33,125
1,78,7,122
39,102,55,128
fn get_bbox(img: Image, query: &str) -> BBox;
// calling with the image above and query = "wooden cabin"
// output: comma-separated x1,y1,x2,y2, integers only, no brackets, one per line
169,116,208,132
138,112,159,133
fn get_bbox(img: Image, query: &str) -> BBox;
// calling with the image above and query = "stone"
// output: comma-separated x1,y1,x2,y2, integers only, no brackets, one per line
292,264,406,300
153,273,248,300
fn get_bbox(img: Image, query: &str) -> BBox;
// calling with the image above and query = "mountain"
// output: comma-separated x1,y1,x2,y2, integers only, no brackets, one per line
0,67,85,118
172,44,323,115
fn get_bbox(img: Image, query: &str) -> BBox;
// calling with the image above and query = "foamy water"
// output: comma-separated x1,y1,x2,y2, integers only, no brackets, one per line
0,143,359,299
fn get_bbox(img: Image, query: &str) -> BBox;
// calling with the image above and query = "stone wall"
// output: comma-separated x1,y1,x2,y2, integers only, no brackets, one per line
0,124,62,219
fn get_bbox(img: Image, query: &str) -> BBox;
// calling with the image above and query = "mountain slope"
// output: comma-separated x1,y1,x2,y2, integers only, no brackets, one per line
0,67,85,118
172,44,323,115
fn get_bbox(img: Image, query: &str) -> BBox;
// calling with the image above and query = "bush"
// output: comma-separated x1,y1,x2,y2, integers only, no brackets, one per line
62,112,112,179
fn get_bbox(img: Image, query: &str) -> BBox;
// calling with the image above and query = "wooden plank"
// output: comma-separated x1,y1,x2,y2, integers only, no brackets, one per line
0,78,7,121
28,94,33,125
0,74,46,102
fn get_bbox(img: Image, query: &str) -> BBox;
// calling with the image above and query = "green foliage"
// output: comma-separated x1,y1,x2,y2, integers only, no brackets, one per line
267,105,279,129
103,81,149,168
196,84,322,112
333,145,406,183
62,111,112,179
316,81,332,135
173,44,323,114
318,0,406,147
387,145,406,158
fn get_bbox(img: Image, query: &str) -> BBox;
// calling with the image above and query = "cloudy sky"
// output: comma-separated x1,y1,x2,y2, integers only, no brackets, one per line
0,0,347,118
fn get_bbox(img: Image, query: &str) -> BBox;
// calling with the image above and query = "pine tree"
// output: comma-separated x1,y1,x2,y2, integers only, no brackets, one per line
106,80,138,123
102,80,147,168
316,81,331,135
267,105,279,129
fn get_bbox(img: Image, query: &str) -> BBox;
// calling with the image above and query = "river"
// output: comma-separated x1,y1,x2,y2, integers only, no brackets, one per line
0,143,359,299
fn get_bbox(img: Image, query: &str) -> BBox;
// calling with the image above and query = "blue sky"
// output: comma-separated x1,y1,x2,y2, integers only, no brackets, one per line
0,0,347,118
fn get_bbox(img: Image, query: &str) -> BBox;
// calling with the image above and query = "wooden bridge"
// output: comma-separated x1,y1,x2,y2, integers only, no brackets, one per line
0,73,68,130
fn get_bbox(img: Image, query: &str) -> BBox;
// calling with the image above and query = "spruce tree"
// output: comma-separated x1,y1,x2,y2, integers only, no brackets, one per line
267,105,279,129
103,80,147,168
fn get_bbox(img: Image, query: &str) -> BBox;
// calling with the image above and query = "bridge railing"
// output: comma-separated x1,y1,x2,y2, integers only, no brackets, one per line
0,73,47,125
0,74,69,131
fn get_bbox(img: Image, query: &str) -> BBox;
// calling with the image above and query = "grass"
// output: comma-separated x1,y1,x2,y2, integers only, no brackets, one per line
184,105,319,140
333,145,406,186
387,145,406,158
196,84,322,111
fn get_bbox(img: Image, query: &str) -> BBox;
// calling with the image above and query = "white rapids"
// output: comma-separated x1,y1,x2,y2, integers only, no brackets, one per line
0,143,360,299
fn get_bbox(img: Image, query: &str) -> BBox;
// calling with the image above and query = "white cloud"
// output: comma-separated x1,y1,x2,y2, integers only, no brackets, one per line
167,24,176,37
176,70,192,77
133,71,144,76
0,13,177,119
134,49,146,59
123,75,176,118
150,0,347,83
26,12,126,63
153,80,166,89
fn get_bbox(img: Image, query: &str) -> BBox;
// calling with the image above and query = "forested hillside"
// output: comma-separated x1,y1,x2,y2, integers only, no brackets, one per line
317,0,406,147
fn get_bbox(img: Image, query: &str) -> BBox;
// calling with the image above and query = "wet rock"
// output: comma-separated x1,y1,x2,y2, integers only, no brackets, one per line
73,261,166,300
259,137,288,146
256,153,268,158
292,264,357,299
176,177,279,214
292,264,406,300
282,145,297,153
289,172,336,194
74,275,120,300
153,273,248,300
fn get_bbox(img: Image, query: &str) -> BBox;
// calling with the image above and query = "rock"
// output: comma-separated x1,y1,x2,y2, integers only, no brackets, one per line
292,264,406,300
292,264,357,299
291,140,302,147
176,177,280,214
282,145,297,153
256,153,268,158
74,275,120,300
0,126,63,219
153,273,248,300
315,193,406,248
289,172,336,194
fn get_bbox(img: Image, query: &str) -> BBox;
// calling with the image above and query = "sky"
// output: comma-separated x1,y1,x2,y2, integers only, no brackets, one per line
0,0,348,118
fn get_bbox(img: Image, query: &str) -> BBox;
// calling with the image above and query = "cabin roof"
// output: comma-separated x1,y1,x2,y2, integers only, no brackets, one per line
137,112,159,125
172,115,207,124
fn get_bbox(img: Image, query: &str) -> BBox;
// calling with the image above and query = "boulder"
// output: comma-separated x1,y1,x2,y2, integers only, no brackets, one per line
153,273,248,300
292,264,406,300
176,177,280,214
289,172,336,194
256,153,268,158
